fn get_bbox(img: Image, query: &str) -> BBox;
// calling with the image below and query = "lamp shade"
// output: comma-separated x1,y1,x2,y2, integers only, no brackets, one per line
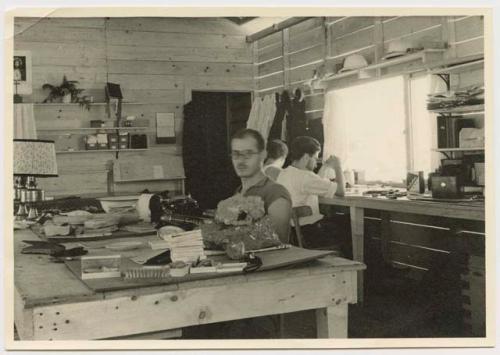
13,139,58,177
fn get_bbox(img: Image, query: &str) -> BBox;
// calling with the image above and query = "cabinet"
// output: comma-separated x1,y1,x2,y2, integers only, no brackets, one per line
34,103,150,153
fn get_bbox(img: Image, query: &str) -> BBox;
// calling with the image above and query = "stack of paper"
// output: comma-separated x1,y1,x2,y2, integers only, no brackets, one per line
167,230,206,263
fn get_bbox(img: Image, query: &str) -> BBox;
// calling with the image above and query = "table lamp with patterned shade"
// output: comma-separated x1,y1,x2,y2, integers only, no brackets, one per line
13,139,58,219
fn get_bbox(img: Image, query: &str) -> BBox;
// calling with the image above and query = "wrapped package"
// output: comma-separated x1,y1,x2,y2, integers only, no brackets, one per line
201,195,281,258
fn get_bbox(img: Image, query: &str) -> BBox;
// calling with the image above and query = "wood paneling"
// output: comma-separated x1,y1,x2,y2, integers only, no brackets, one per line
289,26,325,53
106,17,245,35
107,45,252,63
107,30,247,49
257,42,283,63
289,44,325,68
330,17,374,39
382,16,442,41
15,17,252,196
455,37,484,57
454,16,483,42
108,60,252,77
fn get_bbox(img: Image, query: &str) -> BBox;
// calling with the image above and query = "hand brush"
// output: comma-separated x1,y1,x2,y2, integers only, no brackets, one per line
123,266,171,280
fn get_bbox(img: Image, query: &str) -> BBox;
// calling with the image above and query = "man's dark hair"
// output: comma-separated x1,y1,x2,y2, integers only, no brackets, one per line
231,128,266,152
266,139,289,161
289,136,321,161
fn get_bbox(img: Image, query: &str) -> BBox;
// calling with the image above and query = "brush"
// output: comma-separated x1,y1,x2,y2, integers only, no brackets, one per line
122,266,171,280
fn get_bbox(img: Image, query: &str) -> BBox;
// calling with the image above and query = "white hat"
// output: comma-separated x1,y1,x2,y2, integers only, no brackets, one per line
338,54,369,73
383,39,415,60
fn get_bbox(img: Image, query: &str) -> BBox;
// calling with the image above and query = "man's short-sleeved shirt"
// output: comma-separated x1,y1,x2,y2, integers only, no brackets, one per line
277,166,337,225
236,176,292,212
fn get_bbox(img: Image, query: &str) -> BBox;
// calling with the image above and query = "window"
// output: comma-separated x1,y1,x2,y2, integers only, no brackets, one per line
323,74,444,185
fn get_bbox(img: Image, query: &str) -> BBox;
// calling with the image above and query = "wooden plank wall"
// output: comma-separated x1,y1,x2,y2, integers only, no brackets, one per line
254,15,484,121
14,17,253,197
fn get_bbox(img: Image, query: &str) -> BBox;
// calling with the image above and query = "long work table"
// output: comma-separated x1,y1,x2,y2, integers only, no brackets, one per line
13,229,365,342
319,194,485,301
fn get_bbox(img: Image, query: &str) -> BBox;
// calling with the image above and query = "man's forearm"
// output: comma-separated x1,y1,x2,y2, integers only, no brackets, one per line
334,166,345,196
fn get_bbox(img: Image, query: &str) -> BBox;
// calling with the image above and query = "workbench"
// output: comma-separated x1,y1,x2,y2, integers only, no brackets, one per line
13,229,365,341
319,194,485,301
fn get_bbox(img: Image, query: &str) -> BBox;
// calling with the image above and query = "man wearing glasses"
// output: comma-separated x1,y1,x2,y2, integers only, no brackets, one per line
230,129,292,243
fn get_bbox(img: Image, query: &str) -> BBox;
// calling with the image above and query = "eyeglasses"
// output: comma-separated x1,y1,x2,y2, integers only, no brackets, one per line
230,150,260,160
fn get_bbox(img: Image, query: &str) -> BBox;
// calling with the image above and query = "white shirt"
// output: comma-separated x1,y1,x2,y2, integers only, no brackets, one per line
277,166,337,226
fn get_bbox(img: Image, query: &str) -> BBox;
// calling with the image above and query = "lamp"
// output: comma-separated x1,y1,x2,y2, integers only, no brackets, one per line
14,139,58,220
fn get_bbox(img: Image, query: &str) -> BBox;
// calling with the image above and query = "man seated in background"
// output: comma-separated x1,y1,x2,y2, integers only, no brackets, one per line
263,139,288,181
277,136,349,254
230,129,292,243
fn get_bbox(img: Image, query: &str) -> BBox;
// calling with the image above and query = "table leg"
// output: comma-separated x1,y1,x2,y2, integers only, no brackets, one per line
350,206,364,302
315,304,348,338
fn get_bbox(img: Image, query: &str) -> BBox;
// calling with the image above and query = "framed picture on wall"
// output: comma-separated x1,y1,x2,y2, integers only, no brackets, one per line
13,50,32,95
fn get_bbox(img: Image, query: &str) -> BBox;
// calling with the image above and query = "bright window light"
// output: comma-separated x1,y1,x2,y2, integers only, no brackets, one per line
323,76,408,185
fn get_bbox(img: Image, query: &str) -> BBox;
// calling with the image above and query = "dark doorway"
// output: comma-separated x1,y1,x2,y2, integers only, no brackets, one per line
182,91,252,210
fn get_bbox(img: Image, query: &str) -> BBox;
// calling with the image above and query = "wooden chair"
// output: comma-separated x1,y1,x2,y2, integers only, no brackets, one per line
291,205,342,254
290,205,313,248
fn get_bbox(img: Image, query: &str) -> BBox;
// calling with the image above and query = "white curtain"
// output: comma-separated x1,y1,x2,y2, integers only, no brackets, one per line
323,76,407,184
14,104,37,139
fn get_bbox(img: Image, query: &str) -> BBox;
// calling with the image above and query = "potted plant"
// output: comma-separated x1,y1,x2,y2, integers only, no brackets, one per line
42,75,92,110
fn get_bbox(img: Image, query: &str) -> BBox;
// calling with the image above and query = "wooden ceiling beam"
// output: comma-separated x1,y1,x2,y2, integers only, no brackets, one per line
246,17,312,43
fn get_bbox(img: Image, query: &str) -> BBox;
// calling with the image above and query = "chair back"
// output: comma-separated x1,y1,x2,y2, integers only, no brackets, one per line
291,205,313,247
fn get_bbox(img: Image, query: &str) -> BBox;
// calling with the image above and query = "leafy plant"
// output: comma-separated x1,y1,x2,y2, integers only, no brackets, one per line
42,75,91,110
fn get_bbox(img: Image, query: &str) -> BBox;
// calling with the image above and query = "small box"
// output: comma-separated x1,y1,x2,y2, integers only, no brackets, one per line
109,143,118,150
133,118,149,127
119,133,129,143
119,142,129,149
81,255,121,280
90,120,104,128
431,176,462,199
130,134,148,149
86,143,97,150
97,142,109,150
474,163,485,186
108,134,118,143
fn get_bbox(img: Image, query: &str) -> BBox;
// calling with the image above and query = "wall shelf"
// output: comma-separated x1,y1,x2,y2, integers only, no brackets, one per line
320,49,446,85
33,102,145,106
433,148,484,152
114,177,185,183
56,149,148,154
428,104,484,115
429,54,484,74
38,127,149,132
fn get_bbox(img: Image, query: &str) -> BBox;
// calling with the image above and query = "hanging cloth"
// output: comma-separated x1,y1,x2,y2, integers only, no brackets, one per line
14,104,37,139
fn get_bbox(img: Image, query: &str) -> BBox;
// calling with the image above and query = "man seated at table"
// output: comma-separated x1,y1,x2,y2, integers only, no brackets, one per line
230,128,292,243
263,139,288,181
277,136,348,252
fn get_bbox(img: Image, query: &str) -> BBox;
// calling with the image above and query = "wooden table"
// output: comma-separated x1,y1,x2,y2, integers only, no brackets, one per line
14,229,365,341
319,195,485,301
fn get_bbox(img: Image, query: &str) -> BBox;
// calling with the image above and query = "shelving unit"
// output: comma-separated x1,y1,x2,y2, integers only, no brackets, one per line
428,104,484,115
432,147,484,152
320,49,446,85
56,149,148,154
38,127,149,132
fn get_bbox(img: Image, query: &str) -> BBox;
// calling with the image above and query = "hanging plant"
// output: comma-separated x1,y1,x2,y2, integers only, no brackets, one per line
42,75,91,110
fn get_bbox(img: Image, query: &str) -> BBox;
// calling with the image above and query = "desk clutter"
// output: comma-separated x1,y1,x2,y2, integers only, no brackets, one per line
19,193,334,292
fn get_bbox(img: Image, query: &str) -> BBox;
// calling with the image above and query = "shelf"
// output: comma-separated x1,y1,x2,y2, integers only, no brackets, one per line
114,177,185,183
429,54,484,74
56,149,148,154
34,102,146,106
428,104,484,115
37,127,149,132
320,49,446,84
433,148,484,152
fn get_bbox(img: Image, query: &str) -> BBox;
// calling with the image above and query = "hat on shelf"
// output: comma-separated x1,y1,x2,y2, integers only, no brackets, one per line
338,54,369,73
382,39,421,60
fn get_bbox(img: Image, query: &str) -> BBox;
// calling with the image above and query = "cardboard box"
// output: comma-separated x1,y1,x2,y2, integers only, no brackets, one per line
108,134,118,143
119,142,129,149
97,142,109,150
109,143,118,150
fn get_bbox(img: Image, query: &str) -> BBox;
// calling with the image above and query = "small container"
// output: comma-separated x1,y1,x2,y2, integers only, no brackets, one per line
170,262,190,277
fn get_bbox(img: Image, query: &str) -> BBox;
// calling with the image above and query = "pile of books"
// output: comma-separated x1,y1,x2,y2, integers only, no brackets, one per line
162,230,206,263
